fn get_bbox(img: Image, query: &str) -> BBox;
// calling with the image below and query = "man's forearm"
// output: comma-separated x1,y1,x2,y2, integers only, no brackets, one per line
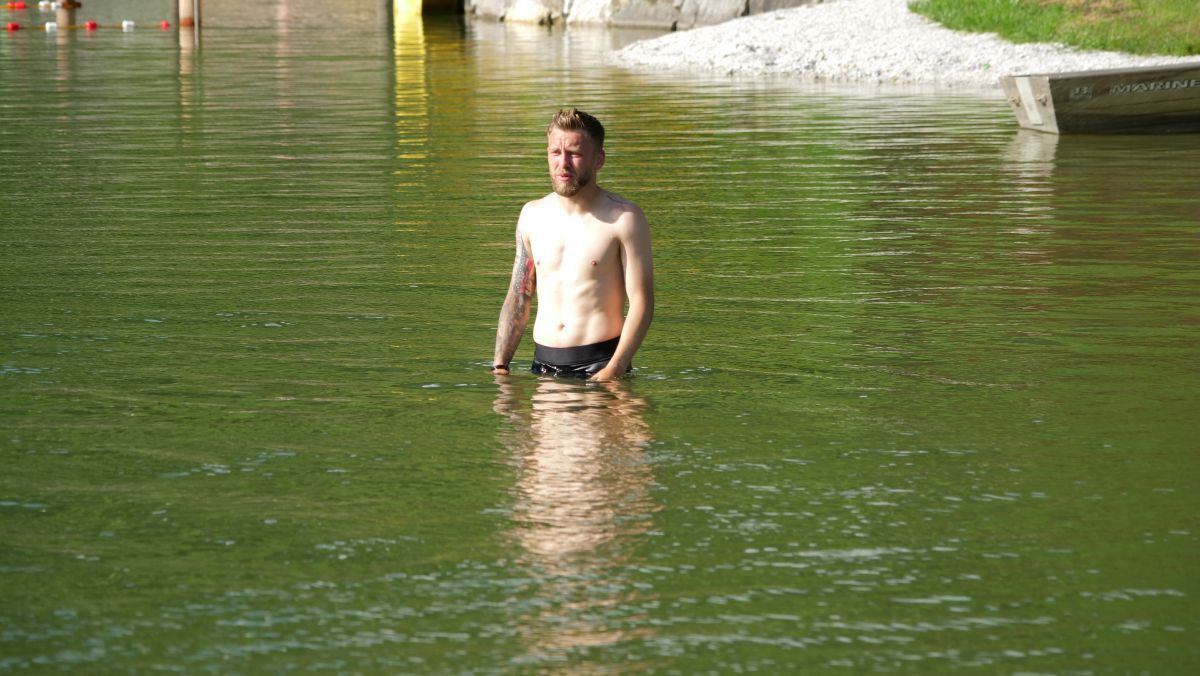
493,292,531,366
494,229,536,369
608,298,653,371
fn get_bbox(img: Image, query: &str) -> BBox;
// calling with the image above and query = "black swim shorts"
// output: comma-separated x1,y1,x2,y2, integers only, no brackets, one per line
531,337,628,378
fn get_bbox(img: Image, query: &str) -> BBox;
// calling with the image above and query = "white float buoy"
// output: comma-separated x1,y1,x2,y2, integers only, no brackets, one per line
44,21,56,31
122,19,135,31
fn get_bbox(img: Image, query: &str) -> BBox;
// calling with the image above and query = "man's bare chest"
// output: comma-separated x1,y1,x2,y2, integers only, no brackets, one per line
530,225,620,279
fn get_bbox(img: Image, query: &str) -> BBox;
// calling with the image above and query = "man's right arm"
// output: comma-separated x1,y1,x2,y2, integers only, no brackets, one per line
492,221,535,374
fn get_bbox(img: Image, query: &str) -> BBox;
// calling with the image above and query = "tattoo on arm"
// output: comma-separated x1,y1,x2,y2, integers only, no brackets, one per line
494,234,535,365
512,237,535,297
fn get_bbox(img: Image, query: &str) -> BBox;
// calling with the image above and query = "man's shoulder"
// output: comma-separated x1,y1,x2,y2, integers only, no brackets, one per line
601,190,643,214
521,194,553,211
517,194,556,228
595,190,643,222
600,191,648,230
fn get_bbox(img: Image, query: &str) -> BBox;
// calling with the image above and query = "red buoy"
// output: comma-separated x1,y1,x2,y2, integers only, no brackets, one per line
5,22,19,32
12,2,28,10
160,19,169,30
84,20,97,30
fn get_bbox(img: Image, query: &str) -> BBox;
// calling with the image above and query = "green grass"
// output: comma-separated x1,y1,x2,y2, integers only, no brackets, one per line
909,0,1200,56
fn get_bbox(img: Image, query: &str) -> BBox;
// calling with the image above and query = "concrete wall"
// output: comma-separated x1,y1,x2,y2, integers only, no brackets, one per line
464,0,823,30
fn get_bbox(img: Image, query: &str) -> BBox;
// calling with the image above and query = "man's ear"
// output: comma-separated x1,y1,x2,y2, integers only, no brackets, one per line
595,148,606,171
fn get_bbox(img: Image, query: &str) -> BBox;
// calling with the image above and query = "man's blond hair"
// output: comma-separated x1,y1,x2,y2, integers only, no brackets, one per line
547,108,605,149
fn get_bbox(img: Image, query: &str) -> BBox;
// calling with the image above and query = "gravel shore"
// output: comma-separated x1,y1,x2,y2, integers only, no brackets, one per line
609,0,1199,92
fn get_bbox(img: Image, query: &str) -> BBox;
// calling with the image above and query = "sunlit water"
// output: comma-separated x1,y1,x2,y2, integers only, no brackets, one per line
2,1,1198,672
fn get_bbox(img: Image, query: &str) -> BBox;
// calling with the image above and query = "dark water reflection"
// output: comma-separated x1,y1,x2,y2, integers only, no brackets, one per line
1,1,1198,672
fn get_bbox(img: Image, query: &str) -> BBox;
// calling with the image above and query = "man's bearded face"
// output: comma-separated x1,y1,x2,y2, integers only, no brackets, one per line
548,129,601,197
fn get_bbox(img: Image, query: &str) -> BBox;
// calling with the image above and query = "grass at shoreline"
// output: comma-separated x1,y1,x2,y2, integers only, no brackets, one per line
909,0,1200,56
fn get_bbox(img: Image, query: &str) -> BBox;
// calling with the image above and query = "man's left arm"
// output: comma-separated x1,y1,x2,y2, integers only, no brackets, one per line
590,208,654,381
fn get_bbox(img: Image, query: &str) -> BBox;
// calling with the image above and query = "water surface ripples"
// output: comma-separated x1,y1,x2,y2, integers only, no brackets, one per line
2,2,1198,672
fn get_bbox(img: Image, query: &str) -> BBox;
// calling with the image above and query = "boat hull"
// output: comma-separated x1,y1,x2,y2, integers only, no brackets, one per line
1000,63,1200,134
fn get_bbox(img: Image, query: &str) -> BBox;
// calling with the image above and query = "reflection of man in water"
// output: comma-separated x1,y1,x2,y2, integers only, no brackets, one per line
491,109,654,381
494,377,655,560
493,377,657,659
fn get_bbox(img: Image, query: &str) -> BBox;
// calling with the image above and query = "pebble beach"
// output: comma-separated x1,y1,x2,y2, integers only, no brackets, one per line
610,0,1199,92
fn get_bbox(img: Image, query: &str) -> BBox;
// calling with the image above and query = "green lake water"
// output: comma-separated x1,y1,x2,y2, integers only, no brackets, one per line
2,1,1199,672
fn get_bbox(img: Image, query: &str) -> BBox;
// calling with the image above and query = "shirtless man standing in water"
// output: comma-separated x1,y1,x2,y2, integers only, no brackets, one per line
491,109,654,380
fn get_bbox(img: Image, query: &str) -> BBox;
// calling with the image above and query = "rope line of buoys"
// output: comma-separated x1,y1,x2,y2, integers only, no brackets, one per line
5,0,176,33
6,18,171,31
4,0,178,33
5,1,84,10
4,1,85,10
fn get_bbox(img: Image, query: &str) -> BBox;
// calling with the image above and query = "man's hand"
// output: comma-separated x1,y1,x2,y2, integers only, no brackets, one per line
588,364,623,382
492,365,510,376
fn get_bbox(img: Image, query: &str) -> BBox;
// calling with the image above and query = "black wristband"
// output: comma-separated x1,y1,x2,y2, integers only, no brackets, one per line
492,363,509,371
